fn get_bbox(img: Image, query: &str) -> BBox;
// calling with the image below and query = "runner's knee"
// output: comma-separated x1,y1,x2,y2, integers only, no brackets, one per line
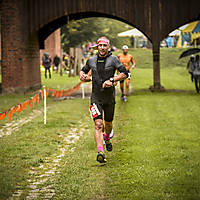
94,119,103,131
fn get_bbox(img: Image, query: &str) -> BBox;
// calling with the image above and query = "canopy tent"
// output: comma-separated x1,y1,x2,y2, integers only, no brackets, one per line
169,29,181,36
168,22,200,48
117,28,148,48
169,24,188,36
117,28,145,37
182,21,200,42
176,32,191,48
167,24,188,47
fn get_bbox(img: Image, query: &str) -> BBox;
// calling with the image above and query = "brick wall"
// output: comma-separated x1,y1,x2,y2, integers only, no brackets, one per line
0,0,61,93
1,0,41,93
0,32,1,61
40,29,61,65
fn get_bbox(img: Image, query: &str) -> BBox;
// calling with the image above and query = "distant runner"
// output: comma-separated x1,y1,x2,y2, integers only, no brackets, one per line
80,37,128,163
117,45,135,102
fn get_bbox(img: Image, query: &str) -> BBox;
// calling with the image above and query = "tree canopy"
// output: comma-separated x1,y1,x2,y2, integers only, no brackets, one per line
61,17,133,52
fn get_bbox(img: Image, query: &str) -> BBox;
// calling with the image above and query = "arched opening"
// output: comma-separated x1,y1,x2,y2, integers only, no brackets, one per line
38,12,150,49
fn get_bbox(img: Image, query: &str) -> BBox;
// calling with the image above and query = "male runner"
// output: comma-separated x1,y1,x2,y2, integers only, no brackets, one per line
117,45,135,102
80,37,128,163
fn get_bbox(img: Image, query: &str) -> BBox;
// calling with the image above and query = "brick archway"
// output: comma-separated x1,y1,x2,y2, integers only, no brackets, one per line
38,12,151,50
1,0,200,93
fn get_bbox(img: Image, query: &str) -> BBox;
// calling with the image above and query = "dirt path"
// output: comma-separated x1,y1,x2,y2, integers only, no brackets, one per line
8,122,86,200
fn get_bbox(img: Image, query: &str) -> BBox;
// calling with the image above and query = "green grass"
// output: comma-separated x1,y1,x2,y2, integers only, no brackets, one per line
52,91,200,200
0,48,200,199
41,70,80,89
0,98,90,199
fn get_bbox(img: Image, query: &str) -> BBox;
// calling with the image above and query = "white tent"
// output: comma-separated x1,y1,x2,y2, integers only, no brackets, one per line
168,24,188,36
118,28,145,37
169,29,181,36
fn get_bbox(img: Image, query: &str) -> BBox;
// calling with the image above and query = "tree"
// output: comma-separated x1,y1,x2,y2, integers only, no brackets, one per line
61,17,133,52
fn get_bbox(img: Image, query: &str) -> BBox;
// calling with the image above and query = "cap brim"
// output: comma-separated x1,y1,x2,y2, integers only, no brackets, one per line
91,45,98,50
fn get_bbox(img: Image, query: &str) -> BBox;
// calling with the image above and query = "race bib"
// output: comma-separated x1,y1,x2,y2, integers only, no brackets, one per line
89,104,101,119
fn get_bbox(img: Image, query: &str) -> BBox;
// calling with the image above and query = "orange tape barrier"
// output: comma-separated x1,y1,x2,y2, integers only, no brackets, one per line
0,82,82,121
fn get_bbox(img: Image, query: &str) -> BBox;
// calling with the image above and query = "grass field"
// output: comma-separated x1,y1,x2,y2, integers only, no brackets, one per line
0,48,200,199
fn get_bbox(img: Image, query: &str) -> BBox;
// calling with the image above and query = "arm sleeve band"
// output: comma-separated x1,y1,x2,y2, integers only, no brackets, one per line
81,59,91,74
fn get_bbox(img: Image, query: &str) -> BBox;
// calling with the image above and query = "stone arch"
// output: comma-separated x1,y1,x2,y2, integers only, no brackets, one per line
38,12,151,49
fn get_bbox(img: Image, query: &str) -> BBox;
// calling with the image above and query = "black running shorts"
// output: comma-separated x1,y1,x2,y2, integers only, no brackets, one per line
91,102,115,122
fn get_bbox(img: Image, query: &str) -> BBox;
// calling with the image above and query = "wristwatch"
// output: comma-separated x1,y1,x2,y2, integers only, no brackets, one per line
109,77,114,85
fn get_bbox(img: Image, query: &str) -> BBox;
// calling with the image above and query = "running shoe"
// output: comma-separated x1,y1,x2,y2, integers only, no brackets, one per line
105,140,112,151
97,151,107,163
109,129,114,139
123,96,127,102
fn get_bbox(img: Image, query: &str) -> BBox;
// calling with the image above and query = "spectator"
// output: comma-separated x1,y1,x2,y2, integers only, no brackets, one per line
63,54,69,69
193,55,200,93
187,55,195,82
53,55,60,73
42,52,52,79
130,36,134,48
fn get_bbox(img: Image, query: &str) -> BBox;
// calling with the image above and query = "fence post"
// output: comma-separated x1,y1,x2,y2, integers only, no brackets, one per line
43,86,46,125
81,83,85,99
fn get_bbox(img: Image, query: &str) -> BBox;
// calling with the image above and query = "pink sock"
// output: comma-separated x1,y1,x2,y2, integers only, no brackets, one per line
104,133,110,141
97,146,104,153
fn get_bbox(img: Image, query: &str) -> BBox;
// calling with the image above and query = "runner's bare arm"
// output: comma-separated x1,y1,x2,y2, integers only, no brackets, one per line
103,73,126,88
79,70,91,82
113,72,127,82
80,60,91,82
131,56,135,69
